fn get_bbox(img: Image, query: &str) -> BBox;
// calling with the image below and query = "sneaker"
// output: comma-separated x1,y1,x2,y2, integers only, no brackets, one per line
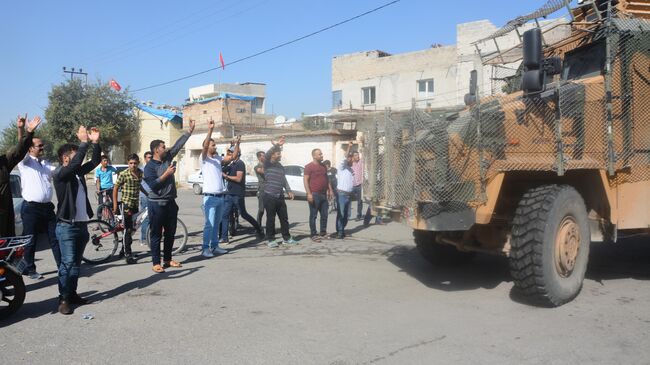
27,271,43,280
267,240,279,248
125,255,137,264
310,235,322,243
201,248,215,258
320,233,332,240
212,246,228,255
283,237,299,245
219,238,230,246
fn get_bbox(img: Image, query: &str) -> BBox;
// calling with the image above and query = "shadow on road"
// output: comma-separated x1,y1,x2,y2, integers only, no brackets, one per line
383,236,650,298
384,245,510,292
0,261,203,327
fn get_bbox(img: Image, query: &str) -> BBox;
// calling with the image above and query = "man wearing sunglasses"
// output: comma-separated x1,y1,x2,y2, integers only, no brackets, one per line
0,115,39,239
18,131,60,280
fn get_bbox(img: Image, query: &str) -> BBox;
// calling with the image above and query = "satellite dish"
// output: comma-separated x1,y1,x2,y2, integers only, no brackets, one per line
274,115,287,125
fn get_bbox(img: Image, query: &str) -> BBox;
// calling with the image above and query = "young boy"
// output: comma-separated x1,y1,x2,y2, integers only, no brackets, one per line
112,154,144,264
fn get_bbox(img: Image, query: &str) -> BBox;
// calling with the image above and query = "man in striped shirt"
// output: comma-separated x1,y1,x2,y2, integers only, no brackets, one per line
262,136,298,247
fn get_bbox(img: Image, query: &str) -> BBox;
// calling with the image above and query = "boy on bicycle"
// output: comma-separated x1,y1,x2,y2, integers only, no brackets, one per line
112,154,145,264
95,155,116,217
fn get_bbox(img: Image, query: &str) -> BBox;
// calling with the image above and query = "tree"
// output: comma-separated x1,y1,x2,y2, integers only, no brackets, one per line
44,79,139,158
0,120,19,155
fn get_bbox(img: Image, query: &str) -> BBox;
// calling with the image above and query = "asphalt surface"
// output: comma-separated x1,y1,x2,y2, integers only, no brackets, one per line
2,187,650,364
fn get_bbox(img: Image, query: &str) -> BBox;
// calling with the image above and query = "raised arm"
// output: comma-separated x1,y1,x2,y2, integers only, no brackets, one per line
80,128,102,176
201,118,214,160
223,135,241,165
265,136,285,164
169,119,195,160
6,115,40,170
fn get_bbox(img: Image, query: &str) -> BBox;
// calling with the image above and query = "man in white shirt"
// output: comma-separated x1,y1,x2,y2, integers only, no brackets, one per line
18,136,60,280
200,119,240,258
335,153,355,239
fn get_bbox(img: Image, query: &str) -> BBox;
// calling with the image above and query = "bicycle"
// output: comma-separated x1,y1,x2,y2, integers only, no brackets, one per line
96,188,116,226
83,202,188,264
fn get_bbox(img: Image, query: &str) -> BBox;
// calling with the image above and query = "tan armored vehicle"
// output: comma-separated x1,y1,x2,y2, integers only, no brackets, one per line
364,0,650,306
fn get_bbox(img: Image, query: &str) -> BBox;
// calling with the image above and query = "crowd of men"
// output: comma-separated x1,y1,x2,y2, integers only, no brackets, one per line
3,116,375,315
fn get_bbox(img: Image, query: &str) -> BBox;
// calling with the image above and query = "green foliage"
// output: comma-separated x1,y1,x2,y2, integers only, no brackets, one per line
43,79,139,158
301,116,330,131
0,120,18,155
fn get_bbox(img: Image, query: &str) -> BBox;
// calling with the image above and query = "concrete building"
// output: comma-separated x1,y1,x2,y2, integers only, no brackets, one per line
331,18,569,113
130,103,186,175
189,82,266,114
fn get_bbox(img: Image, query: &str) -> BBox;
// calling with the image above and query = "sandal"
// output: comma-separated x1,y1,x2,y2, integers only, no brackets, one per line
152,264,165,273
163,260,182,268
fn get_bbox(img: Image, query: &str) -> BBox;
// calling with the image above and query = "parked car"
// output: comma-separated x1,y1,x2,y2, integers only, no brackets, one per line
283,165,307,198
110,164,129,184
10,171,23,234
188,170,259,196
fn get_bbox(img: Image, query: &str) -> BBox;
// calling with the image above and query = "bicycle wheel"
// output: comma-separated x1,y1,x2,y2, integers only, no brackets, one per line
83,220,119,264
99,204,116,227
147,218,188,255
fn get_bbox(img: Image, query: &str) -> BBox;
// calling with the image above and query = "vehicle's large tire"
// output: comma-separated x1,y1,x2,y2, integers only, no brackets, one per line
0,265,26,320
509,185,590,307
413,230,475,266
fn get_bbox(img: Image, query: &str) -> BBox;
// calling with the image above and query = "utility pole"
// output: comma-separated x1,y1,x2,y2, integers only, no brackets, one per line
63,66,88,84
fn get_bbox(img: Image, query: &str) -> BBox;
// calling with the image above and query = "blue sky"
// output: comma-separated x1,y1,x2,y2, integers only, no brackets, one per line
1,0,549,128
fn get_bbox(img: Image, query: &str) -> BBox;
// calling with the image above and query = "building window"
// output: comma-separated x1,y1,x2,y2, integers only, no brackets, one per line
332,90,342,109
417,79,434,98
251,97,264,113
362,87,376,105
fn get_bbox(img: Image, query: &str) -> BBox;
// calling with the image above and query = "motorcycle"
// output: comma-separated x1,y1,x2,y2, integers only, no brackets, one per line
0,235,33,320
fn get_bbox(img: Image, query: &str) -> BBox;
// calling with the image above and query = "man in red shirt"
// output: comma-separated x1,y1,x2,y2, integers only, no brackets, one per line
303,149,333,242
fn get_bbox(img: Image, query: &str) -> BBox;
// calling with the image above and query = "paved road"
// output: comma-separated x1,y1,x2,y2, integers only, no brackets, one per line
2,187,649,364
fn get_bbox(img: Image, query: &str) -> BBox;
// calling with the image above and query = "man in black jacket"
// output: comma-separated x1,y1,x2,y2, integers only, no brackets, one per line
0,114,40,236
53,126,101,315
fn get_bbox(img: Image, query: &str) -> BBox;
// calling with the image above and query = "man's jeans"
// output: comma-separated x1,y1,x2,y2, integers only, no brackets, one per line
263,193,290,241
202,195,225,250
20,201,60,273
56,222,89,299
221,194,261,241
308,192,329,236
148,200,179,265
336,192,352,236
256,191,265,227
139,194,149,241
352,185,363,219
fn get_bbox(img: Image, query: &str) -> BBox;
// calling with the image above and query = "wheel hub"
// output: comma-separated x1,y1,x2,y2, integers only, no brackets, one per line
554,216,581,277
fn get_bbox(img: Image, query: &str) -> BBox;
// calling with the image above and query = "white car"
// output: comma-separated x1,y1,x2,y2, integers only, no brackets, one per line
282,165,307,198
188,170,259,196
10,172,23,234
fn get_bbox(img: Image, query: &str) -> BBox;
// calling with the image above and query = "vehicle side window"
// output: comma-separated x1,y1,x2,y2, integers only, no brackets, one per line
10,175,21,199
285,166,300,176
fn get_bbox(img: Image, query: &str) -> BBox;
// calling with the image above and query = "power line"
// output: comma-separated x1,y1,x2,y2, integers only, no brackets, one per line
132,0,401,93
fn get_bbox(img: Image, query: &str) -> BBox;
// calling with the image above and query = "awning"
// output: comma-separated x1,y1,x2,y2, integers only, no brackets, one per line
136,104,183,123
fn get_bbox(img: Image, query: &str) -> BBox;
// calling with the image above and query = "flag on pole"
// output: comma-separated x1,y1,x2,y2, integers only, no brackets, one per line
219,52,225,70
110,79,122,91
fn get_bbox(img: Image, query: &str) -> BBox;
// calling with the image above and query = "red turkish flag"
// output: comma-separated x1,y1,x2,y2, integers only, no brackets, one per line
219,52,225,70
110,79,121,91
